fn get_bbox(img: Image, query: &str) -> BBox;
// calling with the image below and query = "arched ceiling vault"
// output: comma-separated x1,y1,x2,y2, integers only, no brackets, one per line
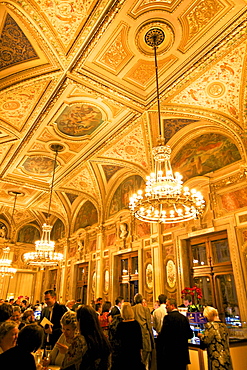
1,0,247,227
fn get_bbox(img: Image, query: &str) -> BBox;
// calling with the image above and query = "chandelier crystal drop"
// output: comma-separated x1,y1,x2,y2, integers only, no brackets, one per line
23,144,64,267
0,247,17,278
129,29,205,223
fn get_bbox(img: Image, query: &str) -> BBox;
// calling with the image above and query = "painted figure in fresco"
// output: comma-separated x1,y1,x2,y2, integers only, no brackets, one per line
56,104,103,137
172,133,241,182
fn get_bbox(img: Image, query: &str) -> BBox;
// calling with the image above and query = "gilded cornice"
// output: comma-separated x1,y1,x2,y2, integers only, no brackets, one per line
210,168,247,192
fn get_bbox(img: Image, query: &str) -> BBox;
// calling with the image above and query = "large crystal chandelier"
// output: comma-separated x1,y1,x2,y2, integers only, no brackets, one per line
129,29,205,223
23,144,64,267
0,191,21,277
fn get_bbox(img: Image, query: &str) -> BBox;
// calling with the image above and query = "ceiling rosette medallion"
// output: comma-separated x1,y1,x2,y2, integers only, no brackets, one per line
135,20,175,56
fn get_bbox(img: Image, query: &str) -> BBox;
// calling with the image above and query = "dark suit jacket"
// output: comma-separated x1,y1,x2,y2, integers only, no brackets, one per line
40,302,67,346
110,305,121,317
156,310,193,368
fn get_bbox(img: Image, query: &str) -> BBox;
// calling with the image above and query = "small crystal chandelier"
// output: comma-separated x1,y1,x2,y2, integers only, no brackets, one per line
129,28,205,223
23,144,64,267
0,247,17,278
0,191,21,278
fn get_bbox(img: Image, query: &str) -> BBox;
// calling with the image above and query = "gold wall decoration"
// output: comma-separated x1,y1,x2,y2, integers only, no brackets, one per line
166,259,176,289
145,263,153,290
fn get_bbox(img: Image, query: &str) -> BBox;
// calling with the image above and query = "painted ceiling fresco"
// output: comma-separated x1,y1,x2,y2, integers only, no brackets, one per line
56,104,104,137
0,0,247,229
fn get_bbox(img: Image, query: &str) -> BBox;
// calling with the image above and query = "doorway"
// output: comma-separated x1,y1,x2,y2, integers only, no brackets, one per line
118,252,139,304
75,263,88,304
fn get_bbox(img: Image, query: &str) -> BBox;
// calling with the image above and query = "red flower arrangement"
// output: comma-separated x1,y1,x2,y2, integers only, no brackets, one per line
181,286,203,312
181,286,203,301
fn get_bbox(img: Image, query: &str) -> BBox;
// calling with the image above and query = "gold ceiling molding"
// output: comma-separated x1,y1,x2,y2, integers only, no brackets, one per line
0,126,18,145
178,0,234,53
162,107,244,156
68,74,146,110
37,128,59,143
128,0,182,19
162,12,247,101
66,87,125,118
0,12,38,71
0,78,51,131
29,142,47,152
5,0,124,66
123,56,177,89
94,22,133,75
34,191,67,219
65,141,89,153
167,42,247,124
31,0,98,51
62,165,100,202
0,142,13,166
101,124,149,170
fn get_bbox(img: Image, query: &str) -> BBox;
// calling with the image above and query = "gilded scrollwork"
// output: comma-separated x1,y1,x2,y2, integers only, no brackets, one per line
178,0,229,52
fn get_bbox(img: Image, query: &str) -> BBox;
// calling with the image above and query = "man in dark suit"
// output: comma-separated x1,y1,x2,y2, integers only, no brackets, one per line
40,289,67,348
156,298,193,370
110,296,124,317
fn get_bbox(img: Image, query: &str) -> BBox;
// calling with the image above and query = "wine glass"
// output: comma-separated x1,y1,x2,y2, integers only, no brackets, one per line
35,349,43,365
45,344,52,359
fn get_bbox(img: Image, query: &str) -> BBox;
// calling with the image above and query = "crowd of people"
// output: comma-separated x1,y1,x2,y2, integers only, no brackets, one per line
0,291,233,370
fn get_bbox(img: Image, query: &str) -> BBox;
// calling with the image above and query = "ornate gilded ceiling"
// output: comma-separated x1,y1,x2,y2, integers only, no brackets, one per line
0,0,247,228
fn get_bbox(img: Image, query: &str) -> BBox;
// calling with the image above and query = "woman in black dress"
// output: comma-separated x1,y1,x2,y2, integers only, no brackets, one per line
112,302,145,370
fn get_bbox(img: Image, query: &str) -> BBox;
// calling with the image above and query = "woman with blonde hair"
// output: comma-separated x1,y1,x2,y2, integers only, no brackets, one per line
112,302,145,370
43,310,79,368
198,306,233,370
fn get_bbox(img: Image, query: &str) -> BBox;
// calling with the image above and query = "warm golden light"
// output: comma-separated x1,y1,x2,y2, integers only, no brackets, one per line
0,247,17,278
23,223,63,267
129,145,205,223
